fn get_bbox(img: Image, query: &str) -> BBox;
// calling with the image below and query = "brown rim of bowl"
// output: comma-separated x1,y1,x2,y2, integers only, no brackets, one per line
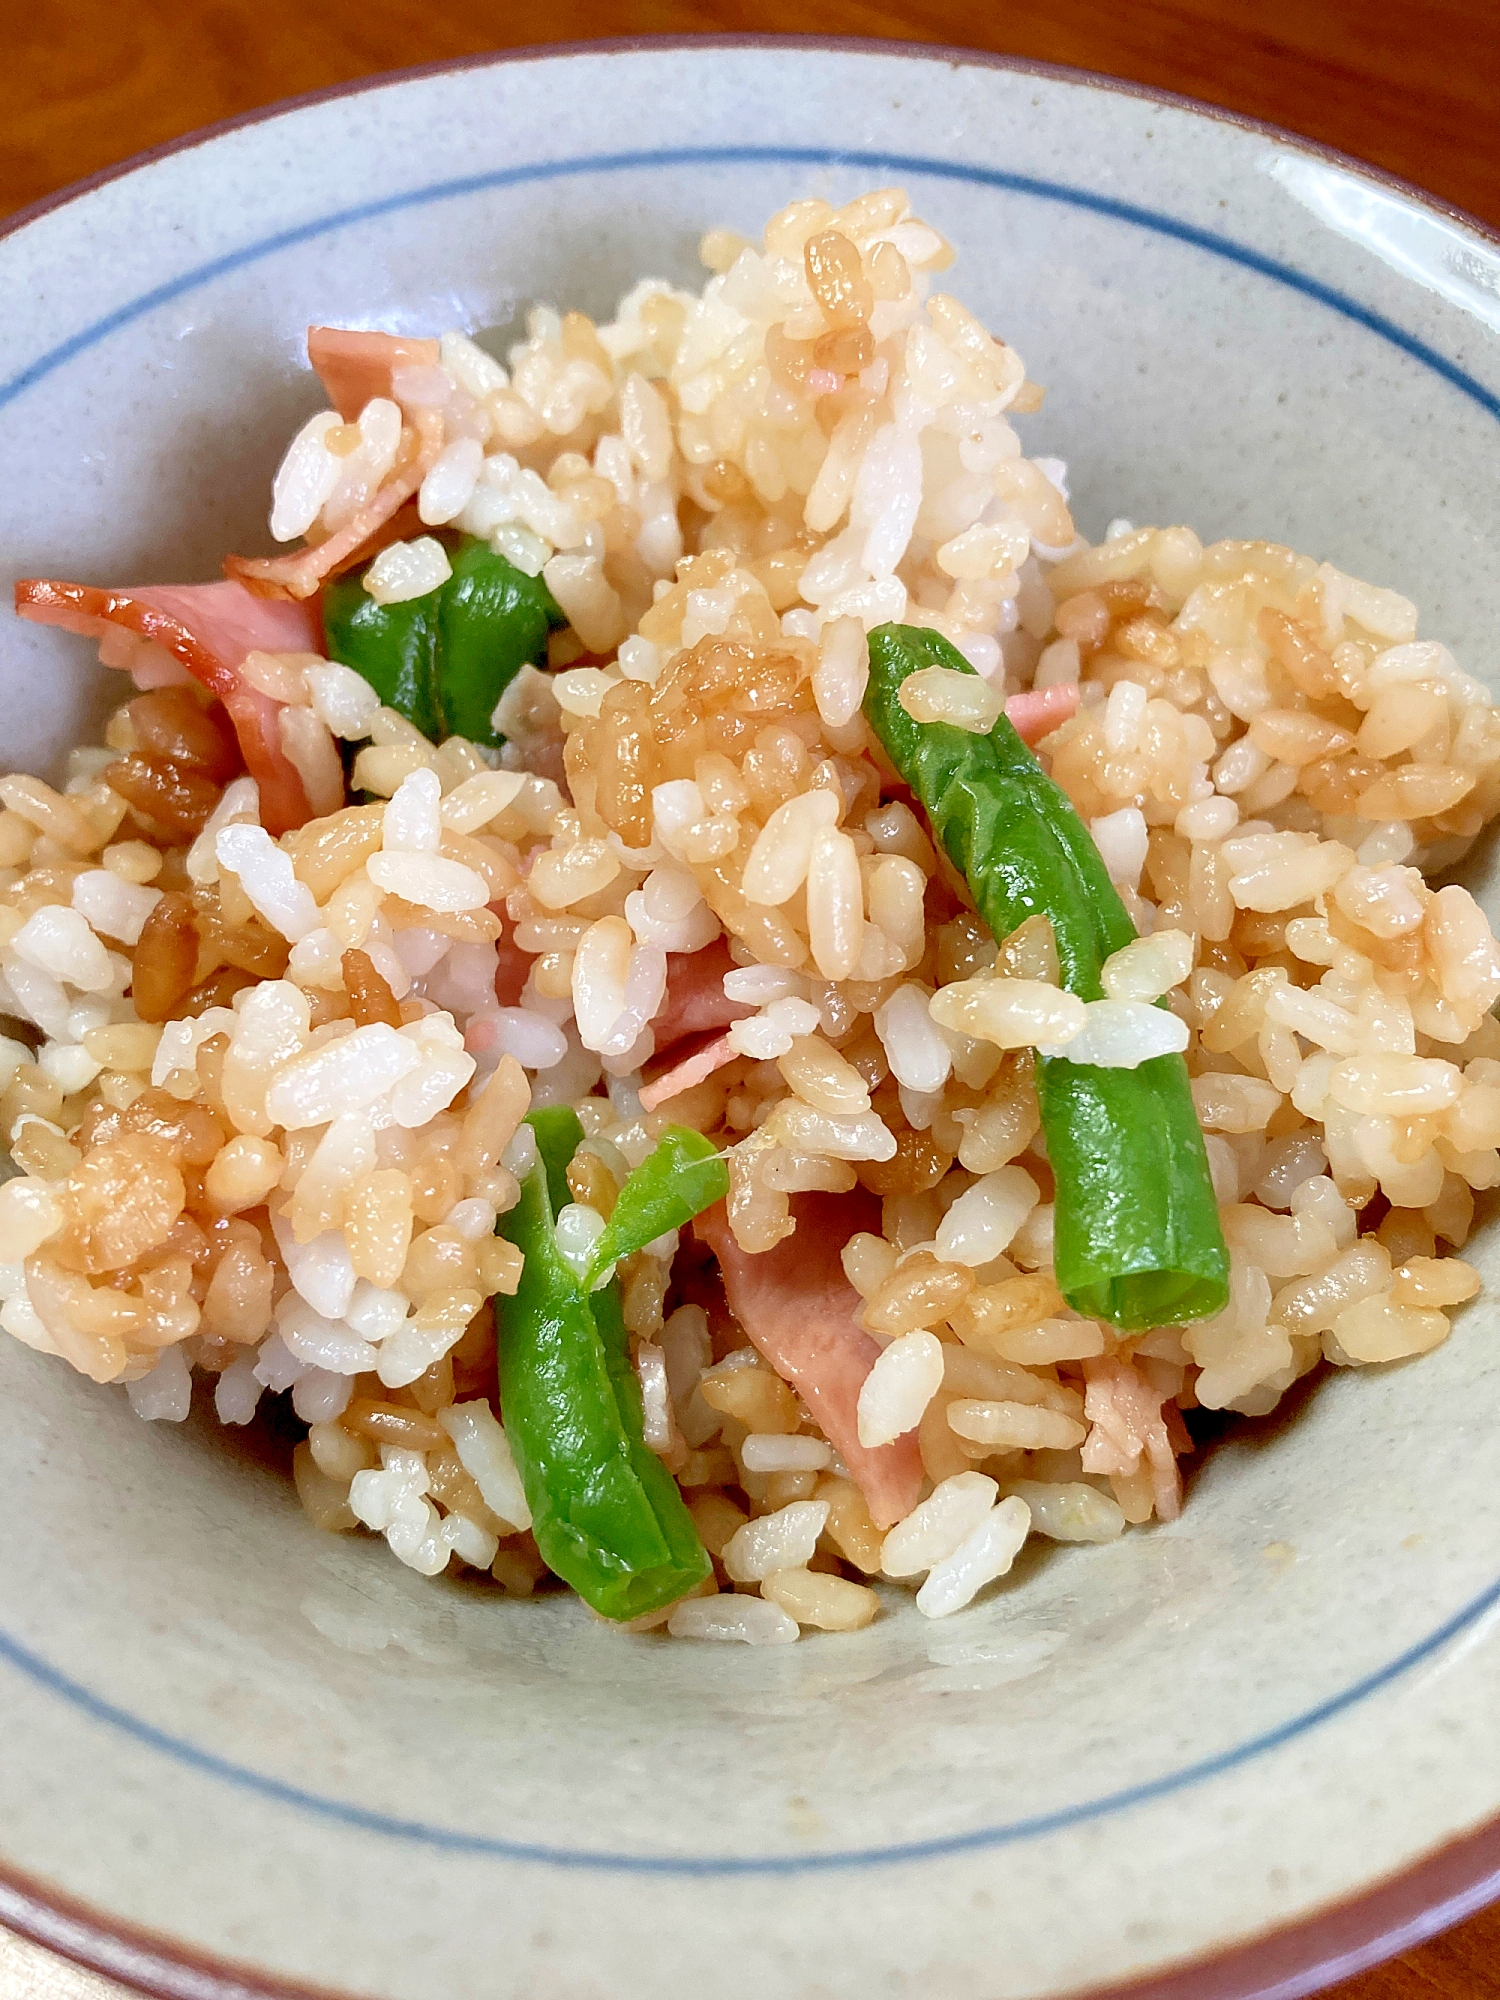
3,1812,1499,2000
0,32,1496,2000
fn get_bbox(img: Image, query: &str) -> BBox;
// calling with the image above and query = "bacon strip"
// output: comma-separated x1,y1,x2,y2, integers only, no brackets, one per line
639,1032,738,1113
307,328,441,420
492,923,535,1010
13,578,321,834
225,405,445,603
637,941,757,1110
1005,682,1080,745
696,1192,924,1530
1080,1355,1185,1522
225,327,447,603
652,938,755,1047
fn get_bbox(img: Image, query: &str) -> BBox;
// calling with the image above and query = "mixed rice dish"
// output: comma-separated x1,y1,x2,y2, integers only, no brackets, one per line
2,188,1495,1642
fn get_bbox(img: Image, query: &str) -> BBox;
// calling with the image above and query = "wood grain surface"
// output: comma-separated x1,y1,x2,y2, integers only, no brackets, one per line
3,4,1498,1998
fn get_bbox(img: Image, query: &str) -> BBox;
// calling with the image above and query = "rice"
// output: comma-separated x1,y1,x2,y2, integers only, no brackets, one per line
930,977,1088,1049
2,181,1495,1642
1005,1478,1124,1542
880,1470,999,1575
741,1433,832,1472
761,1566,879,1630
915,1494,1032,1617
666,1594,798,1645
857,1329,946,1445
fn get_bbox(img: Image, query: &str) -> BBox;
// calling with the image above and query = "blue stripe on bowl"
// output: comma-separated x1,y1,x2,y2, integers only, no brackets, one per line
1,145,1498,421
1,1572,1497,1873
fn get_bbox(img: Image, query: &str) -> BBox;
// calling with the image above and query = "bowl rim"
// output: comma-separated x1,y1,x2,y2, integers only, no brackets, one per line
4,1811,1496,2000
4,30,1499,256
1,31,1496,2000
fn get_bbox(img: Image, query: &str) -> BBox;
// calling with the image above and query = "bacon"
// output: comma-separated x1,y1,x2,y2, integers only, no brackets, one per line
637,940,756,1111
638,1032,738,1113
13,577,321,834
494,939,758,1074
225,406,445,603
306,328,441,420
1005,682,1080,745
313,498,426,584
696,1192,925,1530
652,938,755,1047
225,327,447,603
493,935,751,1098
1080,1355,1185,1522
492,923,534,1010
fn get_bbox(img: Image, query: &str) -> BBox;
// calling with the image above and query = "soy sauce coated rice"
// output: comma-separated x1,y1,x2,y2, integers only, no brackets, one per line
1,187,1494,1639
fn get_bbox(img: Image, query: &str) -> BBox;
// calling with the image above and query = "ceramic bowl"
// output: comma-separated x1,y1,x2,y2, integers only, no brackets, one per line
2,39,1498,2000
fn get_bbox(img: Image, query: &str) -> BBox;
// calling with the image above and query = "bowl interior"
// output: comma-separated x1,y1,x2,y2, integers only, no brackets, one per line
2,43,1499,2000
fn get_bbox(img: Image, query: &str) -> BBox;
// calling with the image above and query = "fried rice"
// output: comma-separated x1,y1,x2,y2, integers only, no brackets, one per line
1,186,1495,1643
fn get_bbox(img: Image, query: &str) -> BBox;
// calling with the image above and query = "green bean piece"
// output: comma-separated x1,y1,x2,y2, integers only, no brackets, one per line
864,622,1229,1330
321,533,564,746
586,1126,729,1285
494,1115,710,1620
526,1105,588,1218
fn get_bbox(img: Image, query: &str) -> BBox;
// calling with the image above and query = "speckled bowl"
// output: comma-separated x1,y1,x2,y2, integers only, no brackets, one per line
1,40,1498,2000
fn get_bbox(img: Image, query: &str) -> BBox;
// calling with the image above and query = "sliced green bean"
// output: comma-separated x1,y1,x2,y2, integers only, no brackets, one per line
864,622,1228,1330
586,1126,729,1285
322,533,563,746
493,1112,710,1620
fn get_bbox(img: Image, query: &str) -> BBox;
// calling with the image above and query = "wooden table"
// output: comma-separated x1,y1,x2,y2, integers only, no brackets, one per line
4,3,1498,1997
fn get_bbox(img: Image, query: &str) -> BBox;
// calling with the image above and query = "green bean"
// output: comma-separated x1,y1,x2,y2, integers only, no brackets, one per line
494,1112,710,1620
586,1126,728,1285
322,533,563,746
864,622,1228,1330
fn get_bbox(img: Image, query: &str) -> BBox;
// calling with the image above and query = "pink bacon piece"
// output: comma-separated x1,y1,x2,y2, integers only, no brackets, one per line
652,937,755,1047
638,1032,738,1113
1080,1355,1186,1522
492,924,535,1010
1004,681,1080,745
306,327,441,421
696,1192,925,1530
13,578,322,835
225,329,445,603
634,939,757,1110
